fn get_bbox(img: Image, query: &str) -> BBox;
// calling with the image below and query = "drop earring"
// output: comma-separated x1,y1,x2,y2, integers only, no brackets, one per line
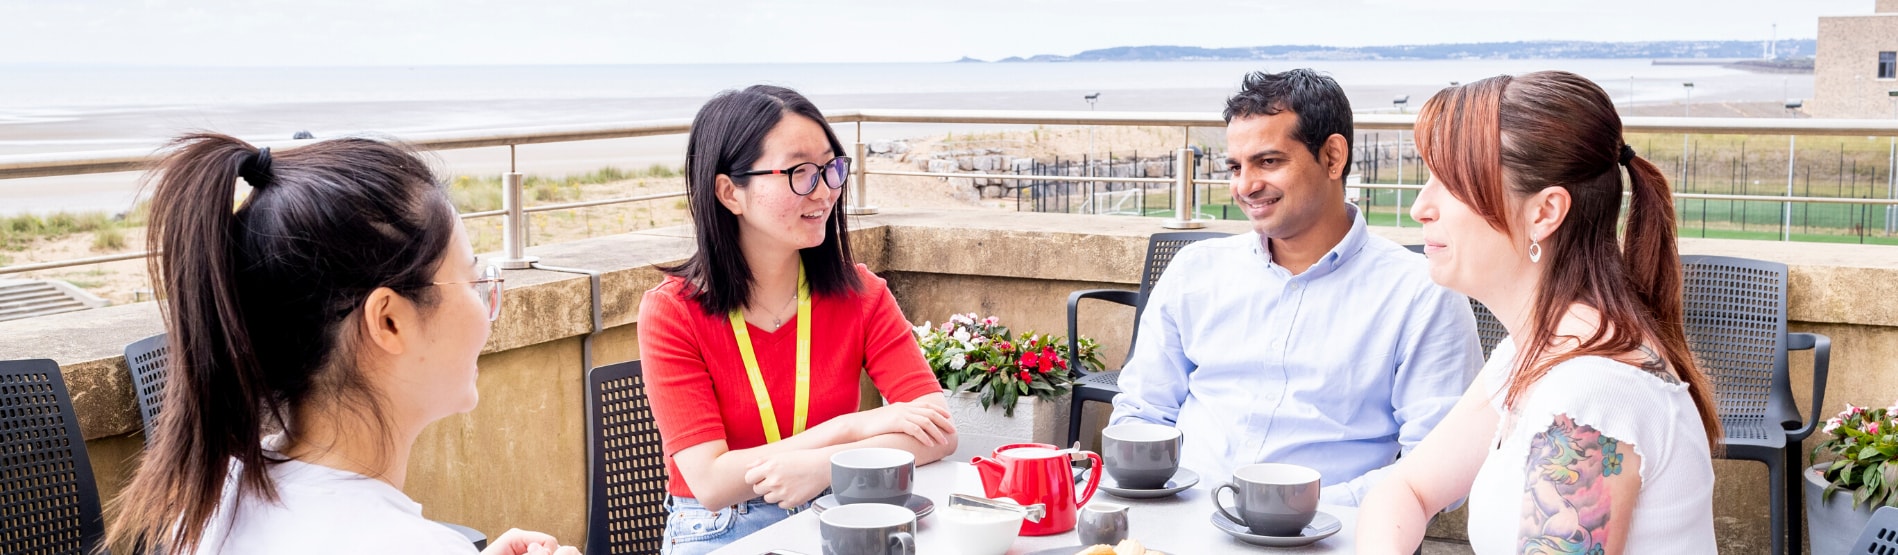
1528,240,1543,263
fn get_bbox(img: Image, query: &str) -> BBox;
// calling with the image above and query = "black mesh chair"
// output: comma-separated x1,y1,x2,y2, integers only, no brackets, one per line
1853,506,1898,554
121,333,489,550
0,358,107,555
123,333,169,441
586,360,669,555
1401,244,1507,358
1064,231,1230,447
1681,255,1831,555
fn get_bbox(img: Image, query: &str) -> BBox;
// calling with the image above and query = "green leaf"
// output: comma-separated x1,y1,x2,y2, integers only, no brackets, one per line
1863,446,1886,461
1856,483,1874,508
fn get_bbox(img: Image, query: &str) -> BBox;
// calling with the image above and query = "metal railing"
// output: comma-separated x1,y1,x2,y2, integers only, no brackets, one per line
4,110,1897,275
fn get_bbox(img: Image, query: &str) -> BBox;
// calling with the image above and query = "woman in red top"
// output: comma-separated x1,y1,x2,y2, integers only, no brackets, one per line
638,85,958,555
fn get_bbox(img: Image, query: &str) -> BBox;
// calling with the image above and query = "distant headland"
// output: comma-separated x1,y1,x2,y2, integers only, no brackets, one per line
960,40,1818,67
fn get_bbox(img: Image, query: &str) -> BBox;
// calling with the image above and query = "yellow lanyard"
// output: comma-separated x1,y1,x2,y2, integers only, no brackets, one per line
728,263,811,443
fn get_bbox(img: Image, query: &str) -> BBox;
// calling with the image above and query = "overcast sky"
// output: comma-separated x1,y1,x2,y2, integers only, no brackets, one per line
3,0,1876,66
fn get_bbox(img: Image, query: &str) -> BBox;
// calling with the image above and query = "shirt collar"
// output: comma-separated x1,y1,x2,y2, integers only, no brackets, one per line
1255,203,1369,280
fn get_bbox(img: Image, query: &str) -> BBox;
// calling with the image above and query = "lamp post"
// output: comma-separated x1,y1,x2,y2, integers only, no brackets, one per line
1783,99,1804,241
1085,92,1100,195
1394,94,1410,227
1682,82,1695,181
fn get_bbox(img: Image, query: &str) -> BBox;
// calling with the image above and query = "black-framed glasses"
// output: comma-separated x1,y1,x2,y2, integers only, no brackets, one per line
433,264,504,322
731,156,851,196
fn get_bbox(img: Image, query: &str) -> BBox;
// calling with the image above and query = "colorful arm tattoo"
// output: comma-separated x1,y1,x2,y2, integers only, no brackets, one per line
1519,414,1626,555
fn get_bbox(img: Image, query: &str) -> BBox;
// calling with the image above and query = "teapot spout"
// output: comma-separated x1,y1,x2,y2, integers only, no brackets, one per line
970,456,1006,496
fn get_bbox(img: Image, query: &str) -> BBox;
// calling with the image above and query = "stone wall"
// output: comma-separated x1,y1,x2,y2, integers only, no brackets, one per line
3,209,1895,552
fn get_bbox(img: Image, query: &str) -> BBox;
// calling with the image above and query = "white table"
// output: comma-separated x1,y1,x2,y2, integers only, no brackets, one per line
710,461,1358,554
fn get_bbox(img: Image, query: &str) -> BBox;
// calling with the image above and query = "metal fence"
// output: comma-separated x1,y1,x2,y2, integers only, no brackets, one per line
4,110,1897,276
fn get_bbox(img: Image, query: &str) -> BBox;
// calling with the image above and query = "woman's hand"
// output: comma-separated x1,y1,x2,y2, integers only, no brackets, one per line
744,449,832,509
844,401,956,446
480,528,580,555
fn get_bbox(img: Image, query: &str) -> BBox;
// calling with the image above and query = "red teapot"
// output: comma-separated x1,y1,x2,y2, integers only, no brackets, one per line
970,443,1103,536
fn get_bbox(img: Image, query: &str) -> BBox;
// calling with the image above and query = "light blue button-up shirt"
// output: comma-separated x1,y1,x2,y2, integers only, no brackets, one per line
1109,205,1481,506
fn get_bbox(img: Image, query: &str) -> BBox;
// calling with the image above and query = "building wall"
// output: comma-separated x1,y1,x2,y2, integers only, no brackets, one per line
1812,13,1898,118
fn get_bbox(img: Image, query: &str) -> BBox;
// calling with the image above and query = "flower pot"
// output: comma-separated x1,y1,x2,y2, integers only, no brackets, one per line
942,389,1071,450
1805,463,1882,555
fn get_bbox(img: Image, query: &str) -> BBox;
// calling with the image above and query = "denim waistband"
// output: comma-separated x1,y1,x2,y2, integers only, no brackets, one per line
668,495,814,516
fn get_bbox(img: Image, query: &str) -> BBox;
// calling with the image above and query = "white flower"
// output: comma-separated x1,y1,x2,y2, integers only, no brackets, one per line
950,354,968,370
913,322,932,336
952,328,971,342
950,313,974,325
1825,417,1843,435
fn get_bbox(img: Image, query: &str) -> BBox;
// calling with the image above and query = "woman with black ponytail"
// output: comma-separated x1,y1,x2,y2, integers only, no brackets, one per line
1356,72,1720,553
105,133,579,555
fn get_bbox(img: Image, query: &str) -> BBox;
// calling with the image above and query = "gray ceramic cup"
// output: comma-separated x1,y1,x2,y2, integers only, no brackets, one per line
1101,422,1182,489
820,503,916,555
830,447,915,505
1077,502,1130,547
1213,463,1320,536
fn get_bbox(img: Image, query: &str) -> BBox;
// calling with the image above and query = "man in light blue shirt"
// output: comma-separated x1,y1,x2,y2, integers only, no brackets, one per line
1109,69,1481,506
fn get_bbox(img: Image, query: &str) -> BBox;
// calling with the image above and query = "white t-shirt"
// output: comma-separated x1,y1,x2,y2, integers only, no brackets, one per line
192,440,476,555
1466,338,1716,554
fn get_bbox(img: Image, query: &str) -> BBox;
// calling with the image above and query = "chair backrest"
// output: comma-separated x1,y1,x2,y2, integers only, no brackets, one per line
585,360,668,555
1400,244,1508,359
124,333,170,442
1125,232,1231,354
1679,255,1799,440
1470,301,1508,360
0,358,106,555
1854,506,1898,553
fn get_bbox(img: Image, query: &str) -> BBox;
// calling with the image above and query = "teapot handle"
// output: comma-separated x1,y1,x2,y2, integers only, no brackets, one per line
1074,452,1103,507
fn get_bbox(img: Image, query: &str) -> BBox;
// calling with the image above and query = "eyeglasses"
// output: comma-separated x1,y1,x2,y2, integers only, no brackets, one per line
433,264,504,322
731,156,851,196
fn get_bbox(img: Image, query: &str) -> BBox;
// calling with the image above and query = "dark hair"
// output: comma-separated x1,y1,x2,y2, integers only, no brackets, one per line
107,133,458,554
1223,69,1355,176
666,85,861,314
1413,71,1720,448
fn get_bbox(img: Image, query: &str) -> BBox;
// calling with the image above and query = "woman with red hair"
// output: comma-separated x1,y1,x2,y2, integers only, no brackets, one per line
1355,71,1719,554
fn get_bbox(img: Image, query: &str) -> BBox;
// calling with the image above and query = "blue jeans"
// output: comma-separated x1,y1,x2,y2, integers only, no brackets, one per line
660,495,813,555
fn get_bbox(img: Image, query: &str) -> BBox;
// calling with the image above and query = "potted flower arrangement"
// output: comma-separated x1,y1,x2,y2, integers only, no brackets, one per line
913,313,1104,447
1805,401,1898,554
914,313,1103,417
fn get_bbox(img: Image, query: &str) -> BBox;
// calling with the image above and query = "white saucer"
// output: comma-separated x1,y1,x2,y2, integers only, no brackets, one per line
810,493,935,518
1099,468,1199,499
1208,509,1341,547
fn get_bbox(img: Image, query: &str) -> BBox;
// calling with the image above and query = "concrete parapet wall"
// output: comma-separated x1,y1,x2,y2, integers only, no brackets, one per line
1,208,1892,552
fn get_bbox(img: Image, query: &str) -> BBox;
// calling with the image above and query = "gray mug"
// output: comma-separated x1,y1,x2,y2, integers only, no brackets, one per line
1101,422,1182,490
1213,463,1320,536
831,447,915,505
1077,502,1130,547
820,503,917,555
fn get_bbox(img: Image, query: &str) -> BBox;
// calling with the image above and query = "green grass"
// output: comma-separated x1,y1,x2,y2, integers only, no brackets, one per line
445,164,683,213
1,211,122,250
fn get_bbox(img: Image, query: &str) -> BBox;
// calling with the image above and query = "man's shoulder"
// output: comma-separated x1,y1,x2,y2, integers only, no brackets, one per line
1349,235,1441,292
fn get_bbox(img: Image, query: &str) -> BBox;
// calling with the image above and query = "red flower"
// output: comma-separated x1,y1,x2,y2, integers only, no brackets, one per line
1018,370,1032,382
1038,347,1057,373
1020,351,1039,370
997,341,1014,352
1053,354,1068,370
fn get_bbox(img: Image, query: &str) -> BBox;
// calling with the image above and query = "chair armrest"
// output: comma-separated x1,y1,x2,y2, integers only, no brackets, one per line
1067,289,1138,377
1785,332,1831,441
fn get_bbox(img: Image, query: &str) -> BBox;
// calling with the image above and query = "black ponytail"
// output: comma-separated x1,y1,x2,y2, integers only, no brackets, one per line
108,133,457,554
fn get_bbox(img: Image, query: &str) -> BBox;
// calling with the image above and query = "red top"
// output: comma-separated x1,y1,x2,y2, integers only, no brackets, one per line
637,264,941,498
